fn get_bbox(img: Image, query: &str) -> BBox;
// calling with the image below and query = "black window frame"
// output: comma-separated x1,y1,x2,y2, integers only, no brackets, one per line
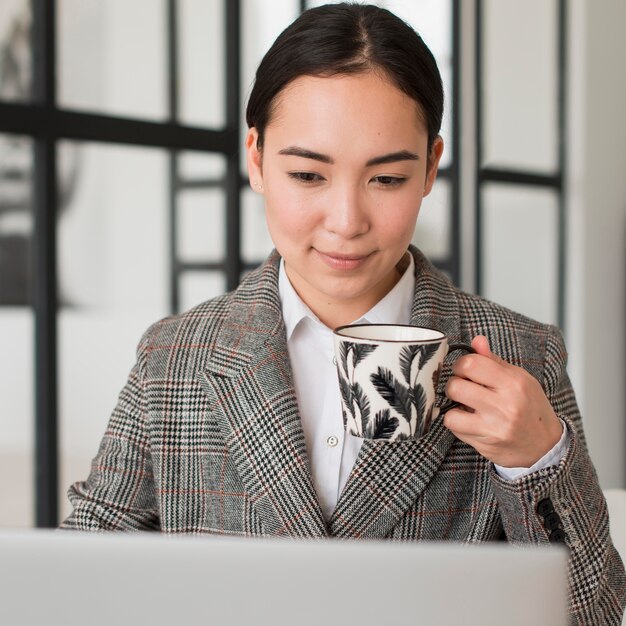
0,0,242,527
475,0,568,328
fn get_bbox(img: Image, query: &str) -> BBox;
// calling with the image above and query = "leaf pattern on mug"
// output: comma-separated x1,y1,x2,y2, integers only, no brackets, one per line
413,383,427,430
369,344,442,438
351,382,371,437
418,404,434,439
416,343,440,371
351,343,378,369
432,363,442,392
336,335,444,440
370,367,412,423
336,341,377,436
338,372,352,413
338,341,353,379
370,409,399,439
399,345,420,386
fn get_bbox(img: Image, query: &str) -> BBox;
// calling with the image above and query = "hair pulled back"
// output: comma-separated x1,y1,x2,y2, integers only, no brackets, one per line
246,3,444,152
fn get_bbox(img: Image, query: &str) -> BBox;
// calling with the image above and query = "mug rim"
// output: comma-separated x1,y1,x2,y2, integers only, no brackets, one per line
333,323,446,344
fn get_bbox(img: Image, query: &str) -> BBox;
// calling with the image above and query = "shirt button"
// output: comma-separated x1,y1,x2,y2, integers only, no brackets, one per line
327,435,339,447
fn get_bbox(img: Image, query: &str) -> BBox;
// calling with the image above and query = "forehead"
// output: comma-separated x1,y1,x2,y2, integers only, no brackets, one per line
266,72,427,146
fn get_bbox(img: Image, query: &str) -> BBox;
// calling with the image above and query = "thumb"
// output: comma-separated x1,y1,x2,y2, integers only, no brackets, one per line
471,335,505,364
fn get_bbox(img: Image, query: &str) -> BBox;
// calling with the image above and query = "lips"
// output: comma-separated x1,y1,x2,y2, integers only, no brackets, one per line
315,249,373,271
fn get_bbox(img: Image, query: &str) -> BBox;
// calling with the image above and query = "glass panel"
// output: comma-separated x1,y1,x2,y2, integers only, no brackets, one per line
57,142,170,521
303,0,453,168
241,187,274,265
412,177,451,261
0,0,31,102
481,184,559,325
177,151,226,182
482,0,559,172
57,0,167,120
179,271,226,312
178,0,225,128
0,134,32,305
177,188,225,263
0,309,33,527
240,0,301,174
0,133,33,527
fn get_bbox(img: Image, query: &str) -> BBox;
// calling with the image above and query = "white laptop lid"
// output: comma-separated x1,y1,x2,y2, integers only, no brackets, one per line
0,530,568,626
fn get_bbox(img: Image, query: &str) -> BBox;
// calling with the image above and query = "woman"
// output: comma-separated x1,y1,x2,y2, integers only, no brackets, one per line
62,4,625,623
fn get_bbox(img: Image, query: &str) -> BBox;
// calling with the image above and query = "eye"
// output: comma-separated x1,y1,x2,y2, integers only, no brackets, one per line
372,175,407,187
288,171,325,184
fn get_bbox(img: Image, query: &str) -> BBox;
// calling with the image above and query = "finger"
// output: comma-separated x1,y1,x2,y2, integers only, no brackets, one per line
471,334,490,356
445,374,499,415
451,352,511,390
471,335,508,367
442,405,485,439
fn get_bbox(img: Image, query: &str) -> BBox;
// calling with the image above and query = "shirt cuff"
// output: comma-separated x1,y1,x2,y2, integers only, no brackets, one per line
494,419,569,481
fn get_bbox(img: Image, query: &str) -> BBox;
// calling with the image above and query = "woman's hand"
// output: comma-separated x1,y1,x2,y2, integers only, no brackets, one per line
443,335,563,468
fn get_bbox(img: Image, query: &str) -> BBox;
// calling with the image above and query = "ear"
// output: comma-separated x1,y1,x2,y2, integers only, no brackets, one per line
245,127,264,193
423,135,444,197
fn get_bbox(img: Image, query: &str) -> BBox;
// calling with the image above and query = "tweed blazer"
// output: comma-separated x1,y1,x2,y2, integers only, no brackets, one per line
62,246,625,624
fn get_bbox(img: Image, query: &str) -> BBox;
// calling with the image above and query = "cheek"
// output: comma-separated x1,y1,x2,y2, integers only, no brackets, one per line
264,195,319,243
373,195,422,241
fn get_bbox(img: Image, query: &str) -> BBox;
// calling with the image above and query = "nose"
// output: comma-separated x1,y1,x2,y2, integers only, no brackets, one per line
323,183,370,239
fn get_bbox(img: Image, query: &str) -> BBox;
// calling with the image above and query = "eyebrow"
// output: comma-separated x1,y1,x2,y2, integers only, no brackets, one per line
277,146,419,167
366,150,420,166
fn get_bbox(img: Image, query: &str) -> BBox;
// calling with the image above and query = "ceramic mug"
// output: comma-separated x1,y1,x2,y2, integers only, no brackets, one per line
333,324,475,441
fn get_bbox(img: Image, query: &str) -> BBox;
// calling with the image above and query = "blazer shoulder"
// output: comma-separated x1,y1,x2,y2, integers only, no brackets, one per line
455,288,553,333
134,291,235,378
133,251,283,379
453,288,565,376
144,291,233,343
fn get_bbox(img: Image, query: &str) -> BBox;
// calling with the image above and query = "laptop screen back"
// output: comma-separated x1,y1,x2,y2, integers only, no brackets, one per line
0,530,568,626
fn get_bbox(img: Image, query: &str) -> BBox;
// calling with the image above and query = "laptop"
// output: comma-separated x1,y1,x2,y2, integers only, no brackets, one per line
0,530,568,626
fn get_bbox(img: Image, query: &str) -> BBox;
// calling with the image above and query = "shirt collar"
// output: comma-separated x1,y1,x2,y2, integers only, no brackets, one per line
278,252,415,340
278,260,321,340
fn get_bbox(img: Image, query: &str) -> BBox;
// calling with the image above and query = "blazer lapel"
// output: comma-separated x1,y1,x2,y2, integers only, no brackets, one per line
197,254,327,538
329,247,465,538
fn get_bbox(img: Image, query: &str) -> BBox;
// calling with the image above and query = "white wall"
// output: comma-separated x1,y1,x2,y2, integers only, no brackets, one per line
567,0,626,488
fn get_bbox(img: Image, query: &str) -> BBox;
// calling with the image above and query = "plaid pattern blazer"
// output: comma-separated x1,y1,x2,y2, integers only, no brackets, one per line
62,247,625,625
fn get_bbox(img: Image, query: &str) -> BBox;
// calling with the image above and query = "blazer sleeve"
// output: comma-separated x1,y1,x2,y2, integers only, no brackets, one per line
489,326,626,625
59,327,160,531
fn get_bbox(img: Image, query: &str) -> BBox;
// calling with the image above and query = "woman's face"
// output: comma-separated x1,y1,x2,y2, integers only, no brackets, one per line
246,70,443,327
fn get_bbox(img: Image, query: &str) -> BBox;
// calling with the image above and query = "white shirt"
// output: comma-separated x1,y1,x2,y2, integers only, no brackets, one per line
278,255,569,521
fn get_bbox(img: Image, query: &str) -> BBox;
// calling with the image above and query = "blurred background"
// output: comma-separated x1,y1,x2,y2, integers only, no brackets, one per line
0,0,624,528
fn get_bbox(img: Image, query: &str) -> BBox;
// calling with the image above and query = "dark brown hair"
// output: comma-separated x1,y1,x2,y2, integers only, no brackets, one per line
246,3,444,152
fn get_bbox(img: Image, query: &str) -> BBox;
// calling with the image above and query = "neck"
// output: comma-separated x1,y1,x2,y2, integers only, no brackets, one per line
288,266,404,330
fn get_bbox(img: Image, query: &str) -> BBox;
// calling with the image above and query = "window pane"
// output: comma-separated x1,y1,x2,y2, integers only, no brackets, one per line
412,177,451,261
482,0,559,172
0,0,31,102
177,151,226,182
178,0,225,128
0,133,33,527
58,0,167,120
0,134,32,304
241,186,273,265
57,142,170,520
481,184,559,325
0,309,33,527
179,270,226,312
177,188,226,263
